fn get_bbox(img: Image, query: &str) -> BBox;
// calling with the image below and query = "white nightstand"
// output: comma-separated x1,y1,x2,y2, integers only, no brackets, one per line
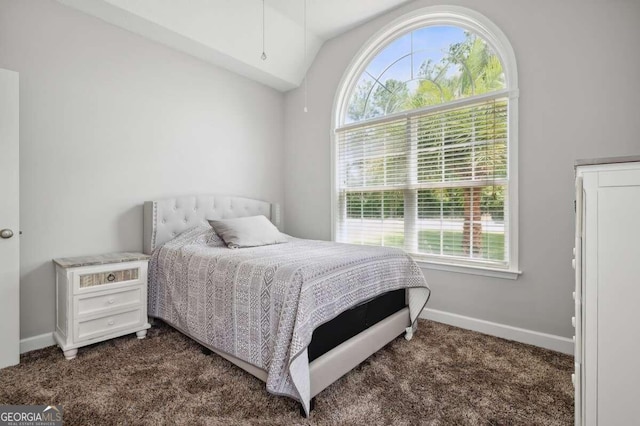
53,252,151,360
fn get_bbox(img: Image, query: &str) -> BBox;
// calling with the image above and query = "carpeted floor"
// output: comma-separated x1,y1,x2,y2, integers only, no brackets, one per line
0,320,573,425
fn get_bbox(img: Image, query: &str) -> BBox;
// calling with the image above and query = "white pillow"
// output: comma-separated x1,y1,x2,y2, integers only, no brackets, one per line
207,215,287,249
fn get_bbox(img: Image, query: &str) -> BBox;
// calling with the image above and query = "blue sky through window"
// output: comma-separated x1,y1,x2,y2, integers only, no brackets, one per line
365,26,467,85
346,25,505,123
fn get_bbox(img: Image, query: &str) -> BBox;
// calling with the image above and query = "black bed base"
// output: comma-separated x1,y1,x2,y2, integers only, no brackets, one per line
307,288,406,362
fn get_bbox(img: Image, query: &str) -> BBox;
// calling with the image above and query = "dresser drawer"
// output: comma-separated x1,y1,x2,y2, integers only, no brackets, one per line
75,308,145,342
76,287,143,317
72,262,146,295
574,300,582,364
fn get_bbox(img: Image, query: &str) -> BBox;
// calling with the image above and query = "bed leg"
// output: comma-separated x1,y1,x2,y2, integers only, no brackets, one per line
299,397,316,418
404,326,414,341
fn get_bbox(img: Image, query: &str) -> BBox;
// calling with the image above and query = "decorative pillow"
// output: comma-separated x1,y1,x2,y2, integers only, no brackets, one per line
207,215,287,249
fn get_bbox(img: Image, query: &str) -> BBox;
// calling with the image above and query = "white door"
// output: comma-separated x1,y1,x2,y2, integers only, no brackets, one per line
0,68,20,368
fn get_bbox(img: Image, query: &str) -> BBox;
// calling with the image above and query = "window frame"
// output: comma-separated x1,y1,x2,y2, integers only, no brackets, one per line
331,5,521,279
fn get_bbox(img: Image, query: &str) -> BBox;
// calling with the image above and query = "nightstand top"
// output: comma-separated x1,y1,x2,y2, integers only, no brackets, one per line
53,252,150,268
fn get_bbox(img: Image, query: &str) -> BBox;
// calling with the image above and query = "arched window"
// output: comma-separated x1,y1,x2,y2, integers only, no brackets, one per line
333,6,519,277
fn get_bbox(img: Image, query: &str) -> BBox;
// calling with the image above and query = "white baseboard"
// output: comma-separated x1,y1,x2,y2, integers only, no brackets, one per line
421,308,574,355
20,332,55,354
20,312,572,356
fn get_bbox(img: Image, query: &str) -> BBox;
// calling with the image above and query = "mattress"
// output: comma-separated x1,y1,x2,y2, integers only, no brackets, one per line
148,226,430,414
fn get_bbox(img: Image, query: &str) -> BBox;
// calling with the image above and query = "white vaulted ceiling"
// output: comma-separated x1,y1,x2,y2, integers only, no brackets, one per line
56,0,412,91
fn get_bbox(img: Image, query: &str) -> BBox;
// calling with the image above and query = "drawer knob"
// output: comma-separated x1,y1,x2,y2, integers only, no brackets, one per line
107,319,115,326
107,273,116,282
107,298,115,305
571,259,576,269
571,373,575,385
571,316,576,327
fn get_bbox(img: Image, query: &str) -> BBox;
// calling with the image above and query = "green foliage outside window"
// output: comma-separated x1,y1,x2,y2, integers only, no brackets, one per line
341,29,509,261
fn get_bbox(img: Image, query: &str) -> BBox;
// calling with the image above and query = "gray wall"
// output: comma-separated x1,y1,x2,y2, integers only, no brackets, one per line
284,0,640,338
0,0,285,339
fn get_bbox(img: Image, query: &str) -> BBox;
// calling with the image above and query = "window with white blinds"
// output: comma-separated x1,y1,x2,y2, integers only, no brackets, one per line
333,17,518,273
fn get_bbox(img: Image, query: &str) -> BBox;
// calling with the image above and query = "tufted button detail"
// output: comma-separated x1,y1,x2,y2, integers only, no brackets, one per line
183,218,188,223
162,219,167,224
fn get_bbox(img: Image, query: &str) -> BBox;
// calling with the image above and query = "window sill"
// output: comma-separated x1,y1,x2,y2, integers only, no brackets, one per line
414,259,522,280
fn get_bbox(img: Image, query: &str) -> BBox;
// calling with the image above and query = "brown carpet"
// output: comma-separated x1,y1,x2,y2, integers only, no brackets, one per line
0,320,573,425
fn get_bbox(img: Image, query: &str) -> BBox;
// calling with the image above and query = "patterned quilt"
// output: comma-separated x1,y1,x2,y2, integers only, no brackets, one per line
148,226,430,414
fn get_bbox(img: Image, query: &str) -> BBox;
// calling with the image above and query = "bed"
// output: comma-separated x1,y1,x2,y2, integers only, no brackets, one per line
143,195,430,416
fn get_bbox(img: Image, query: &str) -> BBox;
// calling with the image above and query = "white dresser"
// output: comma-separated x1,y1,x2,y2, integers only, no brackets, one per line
574,157,640,425
53,252,151,360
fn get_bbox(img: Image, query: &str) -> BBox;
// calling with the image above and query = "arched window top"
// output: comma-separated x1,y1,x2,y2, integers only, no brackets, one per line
336,6,518,127
346,26,506,123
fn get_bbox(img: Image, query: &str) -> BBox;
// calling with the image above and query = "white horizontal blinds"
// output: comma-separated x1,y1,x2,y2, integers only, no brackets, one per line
336,95,509,265
337,115,407,249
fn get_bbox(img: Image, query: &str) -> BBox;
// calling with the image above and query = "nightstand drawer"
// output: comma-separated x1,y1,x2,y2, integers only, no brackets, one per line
79,268,139,288
72,262,146,294
75,308,145,342
76,287,143,317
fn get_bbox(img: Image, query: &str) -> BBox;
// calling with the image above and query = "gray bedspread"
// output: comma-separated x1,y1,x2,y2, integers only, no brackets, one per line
148,226,430,414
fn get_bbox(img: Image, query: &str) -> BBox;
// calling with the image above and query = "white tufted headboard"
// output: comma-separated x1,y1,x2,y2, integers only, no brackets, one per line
143,195,281,254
